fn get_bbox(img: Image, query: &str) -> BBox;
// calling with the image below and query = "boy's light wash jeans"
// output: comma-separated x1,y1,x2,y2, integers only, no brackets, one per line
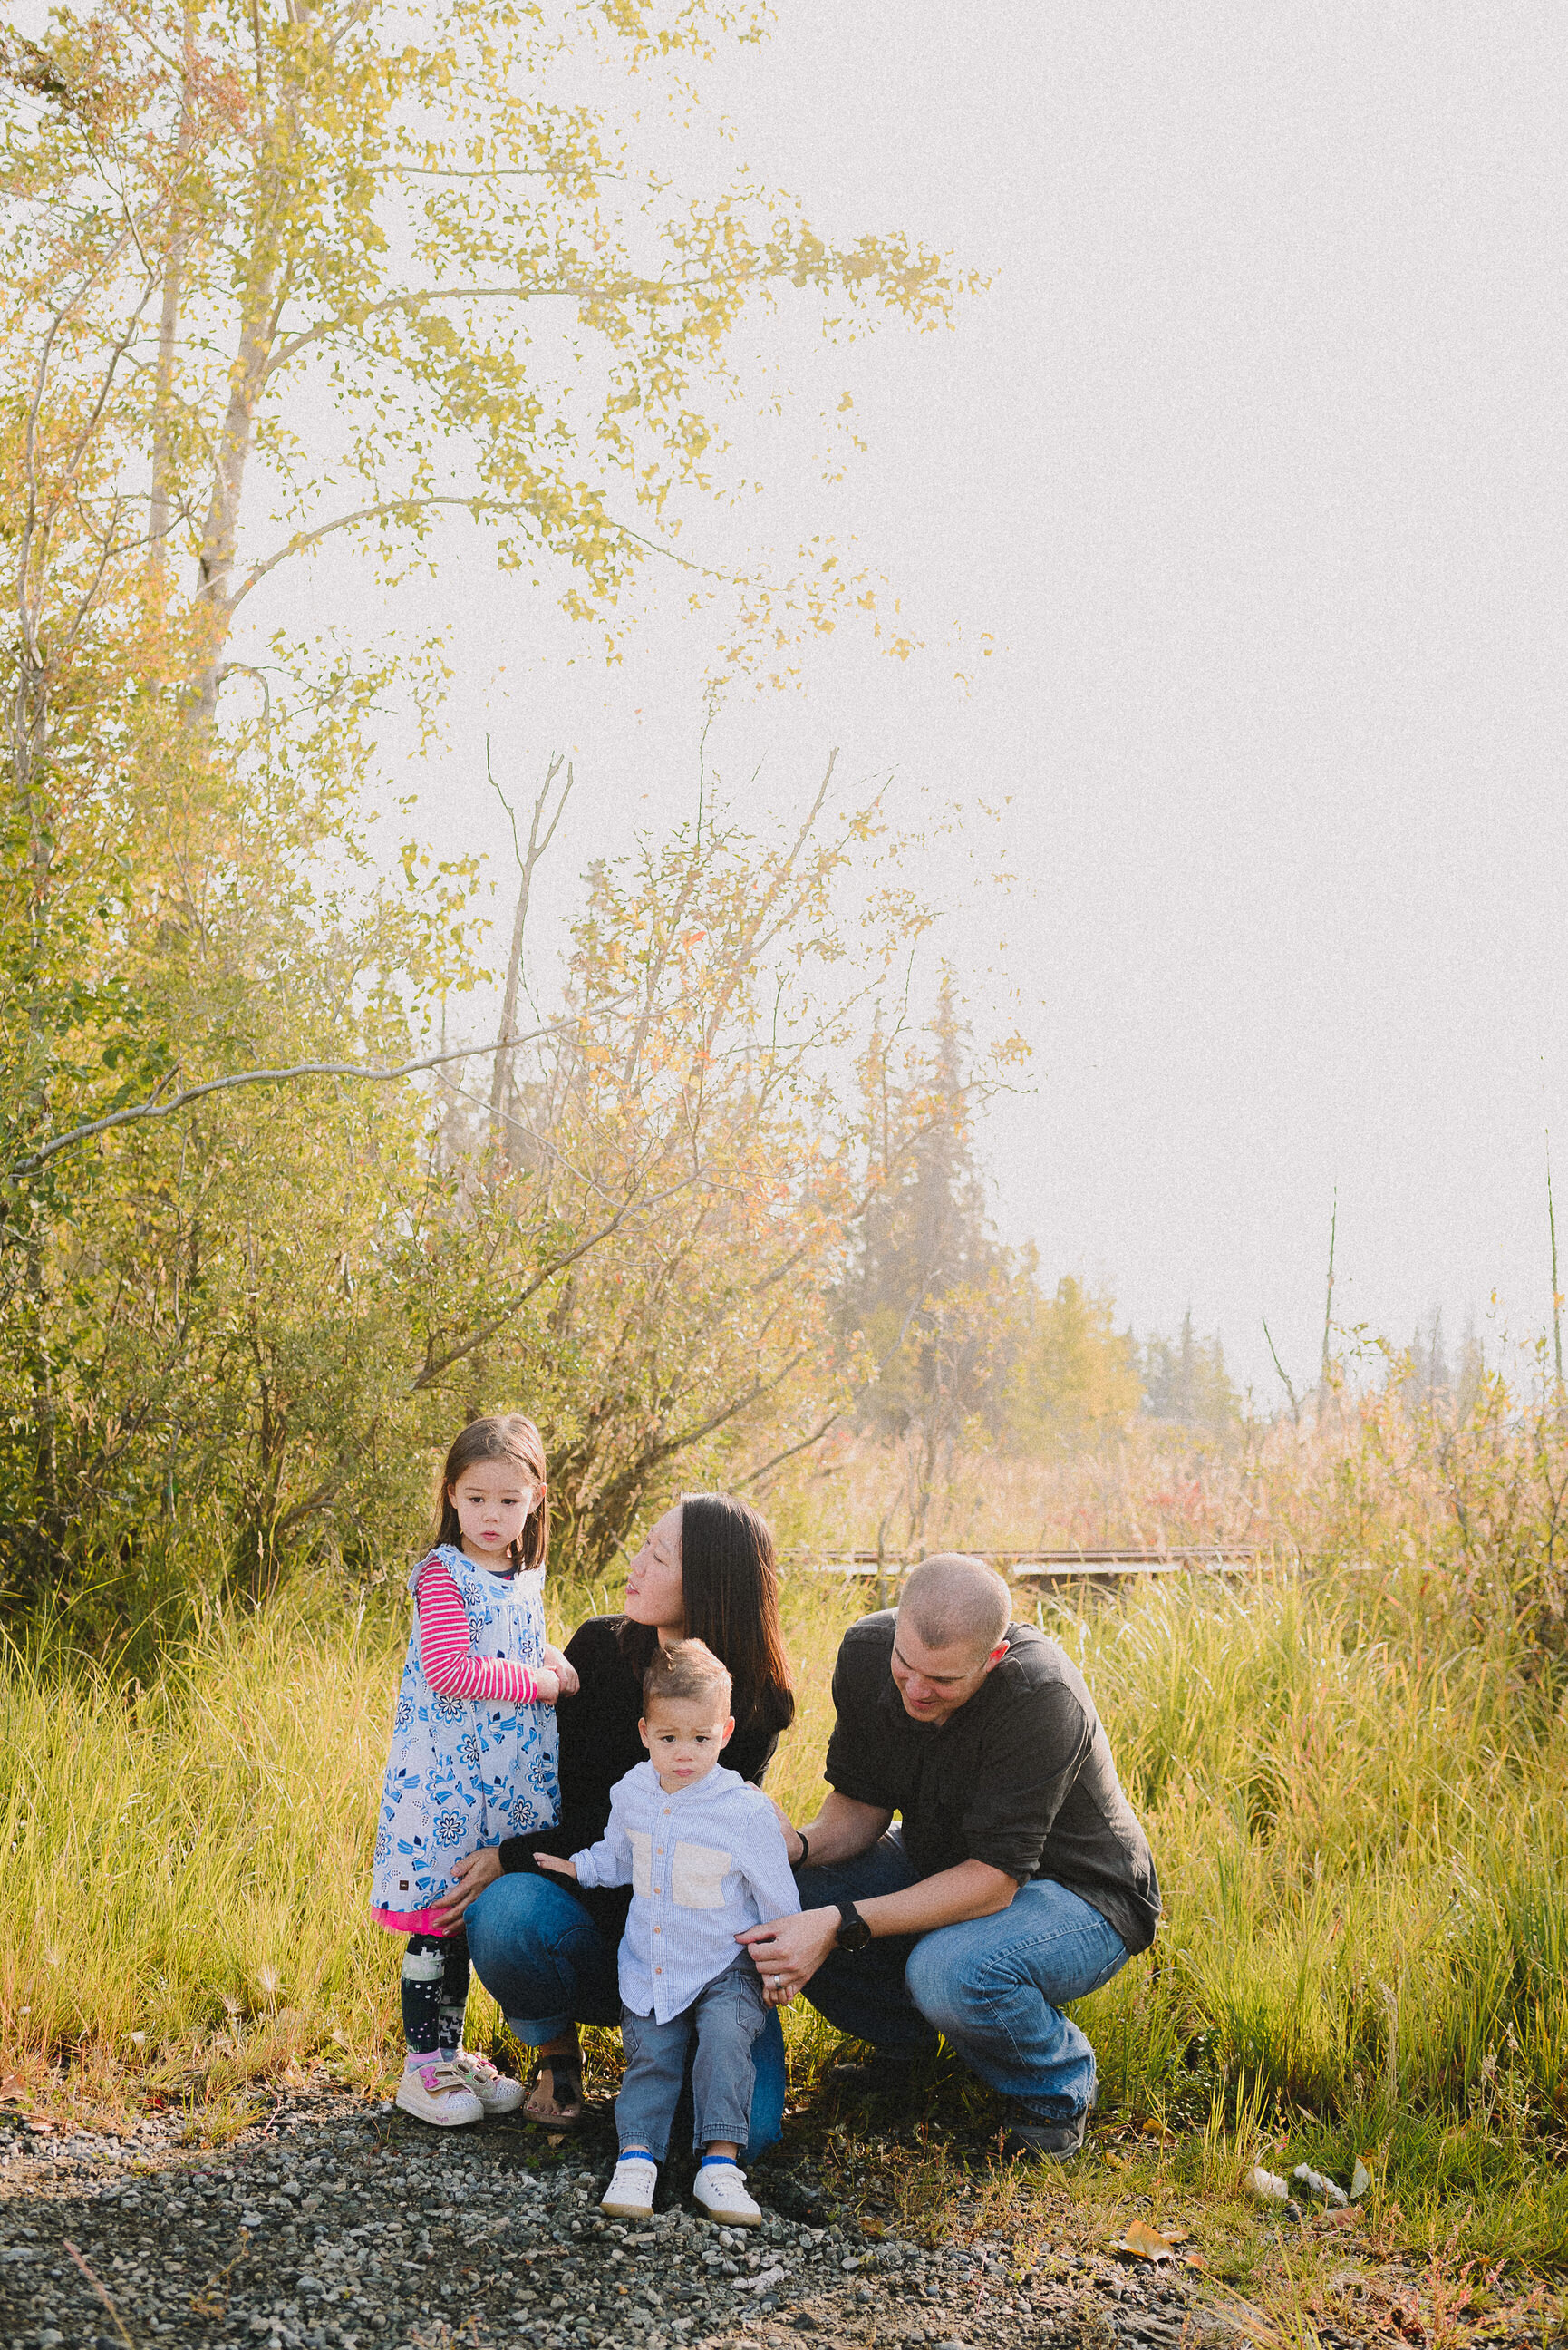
615,1958,769,2161
799,1830,1130,2121
463,1869,785,2160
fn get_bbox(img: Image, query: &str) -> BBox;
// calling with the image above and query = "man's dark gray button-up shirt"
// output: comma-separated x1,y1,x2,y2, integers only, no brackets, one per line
823,1612,1160,1956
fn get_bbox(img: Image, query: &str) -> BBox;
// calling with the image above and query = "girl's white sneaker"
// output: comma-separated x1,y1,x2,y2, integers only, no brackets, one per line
450,2050,525,2114
601,2154,658,2219
692,2161,762,2227
394,2057,484,2127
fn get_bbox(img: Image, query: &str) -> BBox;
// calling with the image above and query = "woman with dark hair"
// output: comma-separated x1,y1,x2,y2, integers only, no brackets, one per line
436,1492,796,2148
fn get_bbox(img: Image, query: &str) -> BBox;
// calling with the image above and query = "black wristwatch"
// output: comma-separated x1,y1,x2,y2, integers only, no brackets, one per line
834,1900,873,1954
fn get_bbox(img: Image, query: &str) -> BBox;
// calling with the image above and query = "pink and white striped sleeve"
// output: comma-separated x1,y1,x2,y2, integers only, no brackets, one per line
416,1561,542,1704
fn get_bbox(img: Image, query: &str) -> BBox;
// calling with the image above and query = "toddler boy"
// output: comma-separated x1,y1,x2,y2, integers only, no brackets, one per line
537,1638,799,2224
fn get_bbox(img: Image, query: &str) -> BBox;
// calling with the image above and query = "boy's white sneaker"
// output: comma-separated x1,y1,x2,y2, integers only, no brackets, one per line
692,2161,761,2227
601,2154,658,2219
394,2056,484,2127
450,2050,525,2114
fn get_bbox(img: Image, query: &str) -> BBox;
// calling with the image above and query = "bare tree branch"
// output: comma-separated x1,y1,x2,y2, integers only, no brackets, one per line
389,164,633,182
224,494,751,617
407,1178,701,1392
260,266,808,382
10,995,637,1177
488,746,573,1144
732,1285,933,1491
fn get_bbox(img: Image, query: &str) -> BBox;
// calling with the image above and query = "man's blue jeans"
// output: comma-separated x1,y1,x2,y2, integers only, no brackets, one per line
463,1869,787,2161
799,1831,1129,2121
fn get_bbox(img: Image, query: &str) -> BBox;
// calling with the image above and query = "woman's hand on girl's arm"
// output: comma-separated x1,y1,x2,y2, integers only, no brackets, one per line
432,1846,502,1929
540,1644,579,1696
533,1667,561,1704
535,1853,578,1880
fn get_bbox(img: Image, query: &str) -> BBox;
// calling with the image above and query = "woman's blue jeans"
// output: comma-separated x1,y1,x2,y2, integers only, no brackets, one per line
464,1869,787,2162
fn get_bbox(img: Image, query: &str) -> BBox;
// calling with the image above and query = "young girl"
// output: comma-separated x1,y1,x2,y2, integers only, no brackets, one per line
371,1413,578,2126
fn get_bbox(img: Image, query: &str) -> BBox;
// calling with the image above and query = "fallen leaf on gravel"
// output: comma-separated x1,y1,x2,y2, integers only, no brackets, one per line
1116,2221,1178,2261
0,2075,26,2101
1321,2207,1360,2229
1139,2119,1177,2144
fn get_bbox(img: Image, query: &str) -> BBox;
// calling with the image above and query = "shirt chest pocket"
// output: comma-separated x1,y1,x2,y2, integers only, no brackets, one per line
672,1841,731,1908
628,1830,653,1899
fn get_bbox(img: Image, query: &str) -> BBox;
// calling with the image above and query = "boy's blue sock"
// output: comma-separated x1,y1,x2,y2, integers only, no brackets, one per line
619,2146,656,2161
699,2152,738,2167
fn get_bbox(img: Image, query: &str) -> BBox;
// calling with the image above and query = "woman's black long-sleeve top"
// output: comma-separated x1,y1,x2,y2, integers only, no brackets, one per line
496,1614,783,1940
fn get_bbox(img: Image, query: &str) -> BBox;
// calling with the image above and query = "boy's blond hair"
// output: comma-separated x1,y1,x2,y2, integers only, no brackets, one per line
642,1636,732,1714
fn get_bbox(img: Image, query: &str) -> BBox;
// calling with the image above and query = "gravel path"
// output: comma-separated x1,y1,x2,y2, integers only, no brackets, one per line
0,2086,1229,2350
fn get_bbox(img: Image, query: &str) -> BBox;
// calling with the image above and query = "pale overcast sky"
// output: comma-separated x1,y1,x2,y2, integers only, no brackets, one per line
260,1,1568,1398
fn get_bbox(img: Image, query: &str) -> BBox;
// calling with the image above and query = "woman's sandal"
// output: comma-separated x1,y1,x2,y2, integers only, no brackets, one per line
523,2058,585,2128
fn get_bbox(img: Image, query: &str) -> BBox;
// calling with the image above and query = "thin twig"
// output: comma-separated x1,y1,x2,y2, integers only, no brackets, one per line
1263,1318,1302,1426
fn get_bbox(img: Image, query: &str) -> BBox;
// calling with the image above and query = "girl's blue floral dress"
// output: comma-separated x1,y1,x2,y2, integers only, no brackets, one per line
371,1544,559,1923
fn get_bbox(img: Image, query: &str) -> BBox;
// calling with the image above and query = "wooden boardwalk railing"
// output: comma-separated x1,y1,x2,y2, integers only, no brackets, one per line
781,1545,1270,1587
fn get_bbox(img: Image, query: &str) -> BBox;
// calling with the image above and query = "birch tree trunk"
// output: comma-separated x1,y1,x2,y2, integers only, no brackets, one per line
191,257,283,720
148,13,198,588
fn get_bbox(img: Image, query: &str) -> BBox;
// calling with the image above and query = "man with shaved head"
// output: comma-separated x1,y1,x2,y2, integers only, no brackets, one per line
738,1554,1157,2158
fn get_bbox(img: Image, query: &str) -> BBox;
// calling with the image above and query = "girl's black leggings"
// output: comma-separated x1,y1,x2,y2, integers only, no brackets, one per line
401,1931,471,2057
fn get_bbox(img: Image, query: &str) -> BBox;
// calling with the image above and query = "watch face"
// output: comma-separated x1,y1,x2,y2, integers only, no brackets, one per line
837,1911,873,1952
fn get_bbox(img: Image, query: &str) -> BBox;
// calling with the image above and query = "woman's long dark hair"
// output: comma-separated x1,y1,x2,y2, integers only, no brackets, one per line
434,1413,549,1568
620,1492,795,1738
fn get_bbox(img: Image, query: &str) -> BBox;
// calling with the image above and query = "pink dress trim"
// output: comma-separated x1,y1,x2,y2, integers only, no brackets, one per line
372,1903,452,1936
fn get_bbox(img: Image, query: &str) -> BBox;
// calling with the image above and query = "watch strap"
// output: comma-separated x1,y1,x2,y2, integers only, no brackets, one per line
834,1899,873,1951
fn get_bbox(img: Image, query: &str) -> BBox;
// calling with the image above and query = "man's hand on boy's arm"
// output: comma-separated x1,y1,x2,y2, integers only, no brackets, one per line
535,1852,579,1880
740,1790,889,2007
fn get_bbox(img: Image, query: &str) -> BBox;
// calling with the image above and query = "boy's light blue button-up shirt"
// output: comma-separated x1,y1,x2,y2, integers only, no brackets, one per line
571,1760,801,2025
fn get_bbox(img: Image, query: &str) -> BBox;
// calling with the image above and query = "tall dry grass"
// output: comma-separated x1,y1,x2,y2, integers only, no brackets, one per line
0,1568,866,2110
